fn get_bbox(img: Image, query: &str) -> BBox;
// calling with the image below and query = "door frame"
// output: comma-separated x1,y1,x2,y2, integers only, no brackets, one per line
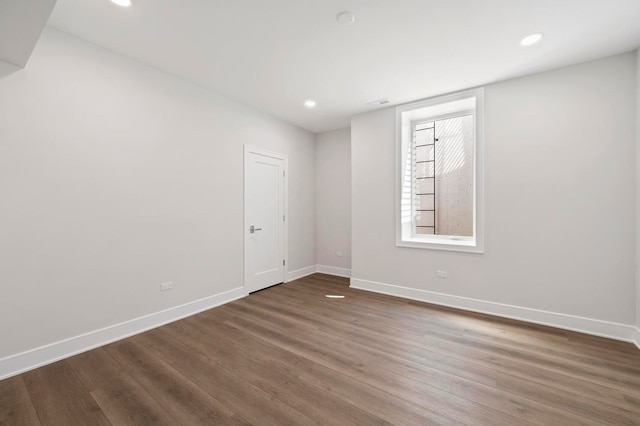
243,144,289,292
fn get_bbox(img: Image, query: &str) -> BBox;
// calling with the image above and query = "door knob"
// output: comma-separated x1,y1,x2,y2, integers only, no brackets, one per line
250,225,262,233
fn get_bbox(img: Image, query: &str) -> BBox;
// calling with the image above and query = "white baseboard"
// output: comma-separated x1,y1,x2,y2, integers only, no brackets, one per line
0,287,247,381
286,265,318,282
286,264,352,282
350,278,639,347
316,265,352,278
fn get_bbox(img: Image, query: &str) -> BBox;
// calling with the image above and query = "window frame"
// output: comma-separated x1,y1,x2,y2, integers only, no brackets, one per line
395,88,485,254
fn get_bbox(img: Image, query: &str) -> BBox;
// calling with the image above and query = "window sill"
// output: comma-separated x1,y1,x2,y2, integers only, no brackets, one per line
397,237,484,254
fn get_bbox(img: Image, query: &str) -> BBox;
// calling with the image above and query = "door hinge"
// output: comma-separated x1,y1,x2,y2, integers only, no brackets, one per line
283,214,285,222
283,259,285,266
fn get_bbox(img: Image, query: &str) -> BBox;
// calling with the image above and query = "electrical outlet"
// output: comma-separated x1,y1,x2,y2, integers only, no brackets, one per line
436,271,448,279
160,282,174,292
336,250,343,257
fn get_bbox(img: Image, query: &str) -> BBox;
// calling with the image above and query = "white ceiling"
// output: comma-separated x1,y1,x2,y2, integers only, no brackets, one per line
48,0,640,133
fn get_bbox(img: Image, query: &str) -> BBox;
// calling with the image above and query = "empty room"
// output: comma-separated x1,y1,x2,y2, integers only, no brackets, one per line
1,0,640,424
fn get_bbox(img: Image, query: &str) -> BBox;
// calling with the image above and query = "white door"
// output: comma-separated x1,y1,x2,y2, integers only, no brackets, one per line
244,146,287,293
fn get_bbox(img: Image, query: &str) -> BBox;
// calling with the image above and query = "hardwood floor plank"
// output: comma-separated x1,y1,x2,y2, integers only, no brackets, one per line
90,373,178,426
622,393,640,415
118,331,316,426
23,362,111,425
295,359,462,426
159,317,459,425
308,276,631,358
0,375,41,426
450,376,607,426
245,283,638,412
267,278,640,413
281,284,638,402
140,324,392,426
222,310,529,426
65,346,180,425
290,277,638,365
307,279,640,408
65,348,126,392
104,339,247,425
493,372,638,425
241,288,500,386
419,326,640,397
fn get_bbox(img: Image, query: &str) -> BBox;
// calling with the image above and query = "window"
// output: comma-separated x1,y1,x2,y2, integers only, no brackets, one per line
396,89,484,253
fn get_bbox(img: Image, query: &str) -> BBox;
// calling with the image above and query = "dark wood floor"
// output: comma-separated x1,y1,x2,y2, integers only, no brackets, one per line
2,274,640,425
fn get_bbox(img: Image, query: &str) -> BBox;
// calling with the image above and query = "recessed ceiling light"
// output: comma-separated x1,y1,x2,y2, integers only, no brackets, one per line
110,0,132,7
336,11,356,25
520,33,543,47
304,99,317,109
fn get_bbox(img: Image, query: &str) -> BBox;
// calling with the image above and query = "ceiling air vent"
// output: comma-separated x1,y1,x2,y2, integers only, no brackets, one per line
367,98,390,106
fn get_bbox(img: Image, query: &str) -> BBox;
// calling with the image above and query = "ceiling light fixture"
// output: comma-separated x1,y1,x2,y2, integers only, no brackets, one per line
304,99,317,109
520,33,543,47
110,0,132,7
336,11,356,25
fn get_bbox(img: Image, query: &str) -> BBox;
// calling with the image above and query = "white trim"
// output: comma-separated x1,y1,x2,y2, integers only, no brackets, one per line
285,265,353,282
395,88,485,254
317,265,352,278
0,287,246,381
396,240,484,253
286,265,317,282
350,277,639,347
243,145,289,293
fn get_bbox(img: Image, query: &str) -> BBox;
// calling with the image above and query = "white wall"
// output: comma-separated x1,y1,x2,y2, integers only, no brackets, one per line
0,0,56,67
315,128,351,271
0,28,316,360
352,53,637,328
